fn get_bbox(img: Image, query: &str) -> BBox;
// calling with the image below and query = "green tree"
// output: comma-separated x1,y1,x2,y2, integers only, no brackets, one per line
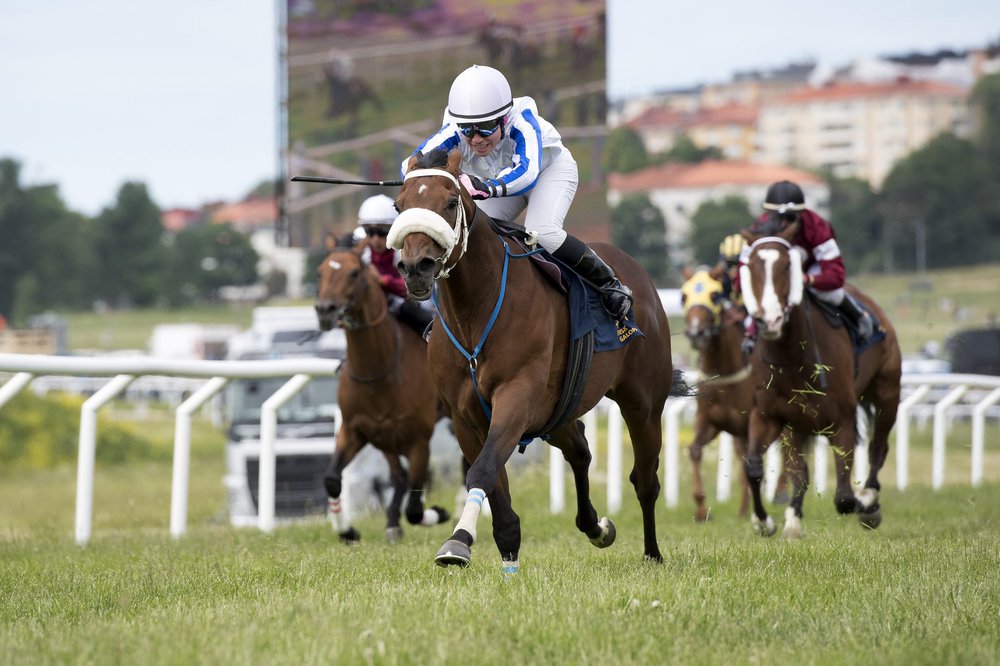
825,175,883,273
879,133,1000,270
660,133,723,164
164,223,260,305
611,194,670,285
603,126,648,174
689,195,752,266
970,72,1000,176
0,159,90,319
91,182,169,307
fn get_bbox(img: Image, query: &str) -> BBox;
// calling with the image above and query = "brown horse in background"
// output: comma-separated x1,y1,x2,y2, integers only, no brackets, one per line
740,232,901,538
680,265,755,520
314,243,450,543
390,149,687,571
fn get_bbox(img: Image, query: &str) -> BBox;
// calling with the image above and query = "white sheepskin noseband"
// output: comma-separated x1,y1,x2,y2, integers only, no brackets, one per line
386,207,456,253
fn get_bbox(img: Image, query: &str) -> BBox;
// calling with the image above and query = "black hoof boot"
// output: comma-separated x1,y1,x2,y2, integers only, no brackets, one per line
339,527,361,544
434,539,471,567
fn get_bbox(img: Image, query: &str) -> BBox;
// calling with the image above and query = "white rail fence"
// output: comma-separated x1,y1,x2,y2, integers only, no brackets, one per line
1,352,998,542
0,353,340,545
549,373,1000,515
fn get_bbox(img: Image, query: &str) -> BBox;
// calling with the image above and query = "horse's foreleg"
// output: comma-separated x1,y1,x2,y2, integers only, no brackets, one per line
782,432,811,540
689,417,719,522
622,409,664,563
324,425,365,543
435,410,524,568
402,439,450,527
831,419,859,515
745,414,782,536
487,471,521,574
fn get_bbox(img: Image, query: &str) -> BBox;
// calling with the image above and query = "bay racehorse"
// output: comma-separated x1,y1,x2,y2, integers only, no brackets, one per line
740,231,901,538
314,242,450,543
388,149,687,571
680,265,755,520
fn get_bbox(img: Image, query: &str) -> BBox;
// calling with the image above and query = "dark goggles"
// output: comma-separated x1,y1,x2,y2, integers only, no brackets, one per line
458,117,503,138
363,226,390,237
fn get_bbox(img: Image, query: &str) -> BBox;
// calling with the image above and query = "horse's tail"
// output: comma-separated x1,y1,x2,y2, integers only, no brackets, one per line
669,368,697,398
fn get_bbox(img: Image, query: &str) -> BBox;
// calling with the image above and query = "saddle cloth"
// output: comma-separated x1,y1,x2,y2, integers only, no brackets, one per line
812,294,886,355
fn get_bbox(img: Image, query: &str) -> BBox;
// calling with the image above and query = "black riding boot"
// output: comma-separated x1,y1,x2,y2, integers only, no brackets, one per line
838,293,873,340
553,235,633,321
397,300,434,340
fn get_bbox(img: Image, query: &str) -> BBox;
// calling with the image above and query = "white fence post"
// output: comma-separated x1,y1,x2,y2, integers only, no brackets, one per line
606,402,623,514
549,446,565,514
171,376,228,538
663,398,689,508
813,437,828,495
76,374,135,545
258,374,313,533
932,385,968,489
716,432,734,502
972,387,1000,487
895,384,931,491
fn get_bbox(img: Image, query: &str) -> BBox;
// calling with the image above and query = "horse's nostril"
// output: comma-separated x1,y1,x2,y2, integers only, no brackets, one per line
396,261,408,277
417,257,436,275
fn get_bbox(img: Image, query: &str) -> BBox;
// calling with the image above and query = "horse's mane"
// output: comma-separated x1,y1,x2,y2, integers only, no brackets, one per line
412,149,452,171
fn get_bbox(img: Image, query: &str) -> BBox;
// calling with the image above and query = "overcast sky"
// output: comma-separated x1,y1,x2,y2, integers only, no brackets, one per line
1,1,997,216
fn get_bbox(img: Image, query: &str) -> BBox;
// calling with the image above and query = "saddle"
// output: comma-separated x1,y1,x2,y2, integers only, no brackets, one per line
809,293,886,358
490,219,642,449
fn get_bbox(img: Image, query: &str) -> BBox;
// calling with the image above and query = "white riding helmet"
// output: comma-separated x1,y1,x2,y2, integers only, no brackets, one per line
357,194,397,225
447,64,513,123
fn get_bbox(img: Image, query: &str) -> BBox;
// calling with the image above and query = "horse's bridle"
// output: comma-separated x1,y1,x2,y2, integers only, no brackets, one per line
740,235,802,330
397,168,474,279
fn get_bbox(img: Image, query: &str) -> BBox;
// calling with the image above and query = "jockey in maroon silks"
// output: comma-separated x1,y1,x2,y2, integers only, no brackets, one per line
733,180,873,342
356,194,434,337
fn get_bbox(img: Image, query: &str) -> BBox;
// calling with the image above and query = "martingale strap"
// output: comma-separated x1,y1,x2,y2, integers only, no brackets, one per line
433,238,544,450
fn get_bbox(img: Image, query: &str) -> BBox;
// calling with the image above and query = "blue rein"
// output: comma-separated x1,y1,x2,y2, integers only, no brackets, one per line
432,238,545,450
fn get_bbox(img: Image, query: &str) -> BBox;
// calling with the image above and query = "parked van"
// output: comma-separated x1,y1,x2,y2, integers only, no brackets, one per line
223,307,352,526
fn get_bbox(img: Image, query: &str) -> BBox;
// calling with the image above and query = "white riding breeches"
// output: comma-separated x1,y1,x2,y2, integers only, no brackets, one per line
810,286,845,305
476,149,578,253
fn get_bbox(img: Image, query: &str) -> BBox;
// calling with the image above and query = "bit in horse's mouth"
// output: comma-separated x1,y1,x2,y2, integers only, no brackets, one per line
409,287,432,300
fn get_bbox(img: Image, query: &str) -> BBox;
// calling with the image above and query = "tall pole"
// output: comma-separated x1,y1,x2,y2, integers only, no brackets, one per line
275,0,289,247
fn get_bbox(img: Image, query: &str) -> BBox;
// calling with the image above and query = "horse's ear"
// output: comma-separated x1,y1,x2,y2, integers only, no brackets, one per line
447,149,462,174
708,262,726,281
681,265,694,280
740,228,757,244
405,154,420,173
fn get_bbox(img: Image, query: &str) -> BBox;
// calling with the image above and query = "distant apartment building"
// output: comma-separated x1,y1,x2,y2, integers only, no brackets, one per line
607,160,827,265
625,104,758,160
755,79,970,186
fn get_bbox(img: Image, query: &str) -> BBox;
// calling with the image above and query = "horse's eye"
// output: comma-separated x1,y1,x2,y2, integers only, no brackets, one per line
447,196,459,210
349,269,360,280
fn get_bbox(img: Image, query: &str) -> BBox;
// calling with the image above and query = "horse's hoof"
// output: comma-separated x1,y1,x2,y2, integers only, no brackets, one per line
430,505,450,524
587,517,617,548
859,506,882,529
782,506,803,540
751,513,776,537
339,527,361,545
434,539,471,568
385,526,403,544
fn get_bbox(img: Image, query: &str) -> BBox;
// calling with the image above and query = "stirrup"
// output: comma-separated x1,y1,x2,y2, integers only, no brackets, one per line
602,283,633,321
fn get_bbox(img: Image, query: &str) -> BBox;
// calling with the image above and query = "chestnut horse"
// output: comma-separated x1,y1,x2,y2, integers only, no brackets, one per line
314,243,450,543
740,232,901,538
389,149,686,571
680,266,755,520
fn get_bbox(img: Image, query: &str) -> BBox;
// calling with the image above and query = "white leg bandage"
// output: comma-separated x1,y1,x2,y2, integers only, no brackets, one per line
328,497,347,532
454,488,486,543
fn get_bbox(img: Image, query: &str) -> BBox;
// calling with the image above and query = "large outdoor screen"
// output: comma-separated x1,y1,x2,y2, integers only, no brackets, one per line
281,0,608,248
